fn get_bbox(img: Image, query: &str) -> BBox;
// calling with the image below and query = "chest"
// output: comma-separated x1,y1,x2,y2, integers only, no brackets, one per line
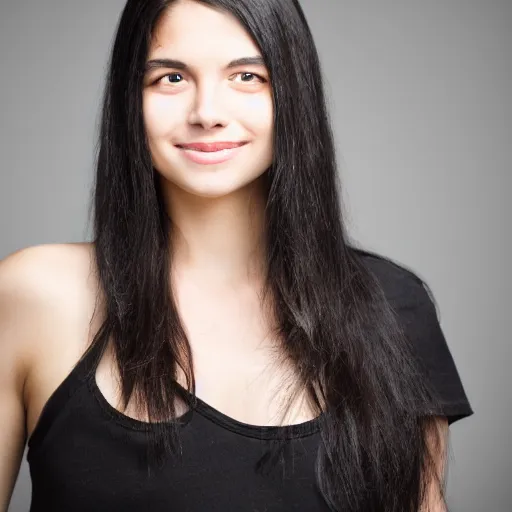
172,282,310,424
29,411,326,512
96,284,315,427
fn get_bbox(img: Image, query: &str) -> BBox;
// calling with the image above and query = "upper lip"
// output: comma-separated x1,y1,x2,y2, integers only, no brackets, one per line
175,141,247,152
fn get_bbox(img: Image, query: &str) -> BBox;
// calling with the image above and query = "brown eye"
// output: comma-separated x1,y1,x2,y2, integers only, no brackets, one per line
233,72,267,83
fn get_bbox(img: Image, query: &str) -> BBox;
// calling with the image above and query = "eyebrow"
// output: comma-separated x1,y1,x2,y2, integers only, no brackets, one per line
145,56,266,73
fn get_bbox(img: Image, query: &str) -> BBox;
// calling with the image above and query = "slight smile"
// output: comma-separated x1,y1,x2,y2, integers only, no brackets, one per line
174,141,248,165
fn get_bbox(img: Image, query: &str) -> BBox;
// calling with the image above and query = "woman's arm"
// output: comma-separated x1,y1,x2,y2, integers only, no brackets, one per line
0,251,31,512
0,247,49,512
420,416,449,512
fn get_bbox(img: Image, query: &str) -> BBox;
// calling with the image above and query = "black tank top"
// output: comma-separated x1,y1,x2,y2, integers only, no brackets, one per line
26,338,329,511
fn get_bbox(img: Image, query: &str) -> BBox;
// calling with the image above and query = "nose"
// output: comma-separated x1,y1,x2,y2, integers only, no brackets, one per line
187,83,229,130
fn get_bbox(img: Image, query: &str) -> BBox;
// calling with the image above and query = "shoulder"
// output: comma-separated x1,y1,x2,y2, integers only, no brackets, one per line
351,247,474,424
351,247,443,341
0,241,94,283
352,247,434,309
350,247,445,368
0,242,100,373
0,242,97,313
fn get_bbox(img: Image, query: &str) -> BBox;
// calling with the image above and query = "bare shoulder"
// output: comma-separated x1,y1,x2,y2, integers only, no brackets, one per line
0,242,98,339
0,242,102,439
0,242,95,291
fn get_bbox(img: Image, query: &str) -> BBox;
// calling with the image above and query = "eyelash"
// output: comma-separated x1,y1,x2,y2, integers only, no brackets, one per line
154,71,267,85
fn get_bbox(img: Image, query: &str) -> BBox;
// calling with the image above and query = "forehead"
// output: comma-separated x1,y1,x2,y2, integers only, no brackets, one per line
149,0,261,59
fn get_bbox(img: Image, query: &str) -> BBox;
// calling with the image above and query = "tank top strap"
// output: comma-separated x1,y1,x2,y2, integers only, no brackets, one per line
73,336,108,383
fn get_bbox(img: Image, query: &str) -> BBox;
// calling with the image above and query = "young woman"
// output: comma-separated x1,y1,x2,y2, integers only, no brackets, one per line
0,0,473,510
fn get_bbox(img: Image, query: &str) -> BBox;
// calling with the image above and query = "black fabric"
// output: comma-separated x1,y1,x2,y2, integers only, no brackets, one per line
26,251,473,511
360,250,474,425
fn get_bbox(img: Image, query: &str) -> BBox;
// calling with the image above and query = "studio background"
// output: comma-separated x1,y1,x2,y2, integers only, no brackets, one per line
1,1,509,511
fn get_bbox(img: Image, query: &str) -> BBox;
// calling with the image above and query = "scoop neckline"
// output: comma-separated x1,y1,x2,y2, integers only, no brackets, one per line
174,380,322,440
88,373,322,440
88,373,194,431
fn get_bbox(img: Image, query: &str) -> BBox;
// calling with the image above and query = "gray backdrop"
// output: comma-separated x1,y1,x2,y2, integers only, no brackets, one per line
1,1,510,511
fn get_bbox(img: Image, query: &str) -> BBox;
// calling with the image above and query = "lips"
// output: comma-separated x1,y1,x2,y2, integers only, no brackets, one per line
175,141,247,165
175,141,247,152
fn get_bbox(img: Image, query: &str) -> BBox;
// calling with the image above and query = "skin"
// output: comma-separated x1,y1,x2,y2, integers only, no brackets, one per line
143,0,274,288
0,1,448,509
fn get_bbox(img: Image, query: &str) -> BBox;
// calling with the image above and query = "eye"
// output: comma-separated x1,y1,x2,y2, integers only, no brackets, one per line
232,72,267,84
155,72,184,85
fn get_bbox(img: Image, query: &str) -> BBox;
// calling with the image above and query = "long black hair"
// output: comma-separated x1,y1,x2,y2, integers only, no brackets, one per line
87,0,446,510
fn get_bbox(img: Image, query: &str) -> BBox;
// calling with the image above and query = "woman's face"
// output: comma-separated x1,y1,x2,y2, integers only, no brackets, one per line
143,0,274,199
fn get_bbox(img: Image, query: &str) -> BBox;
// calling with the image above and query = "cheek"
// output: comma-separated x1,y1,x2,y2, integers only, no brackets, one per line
241,95,274,136
143,94,183,140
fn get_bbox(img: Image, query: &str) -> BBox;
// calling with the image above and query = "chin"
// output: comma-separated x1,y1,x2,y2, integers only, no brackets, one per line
161,170,268,200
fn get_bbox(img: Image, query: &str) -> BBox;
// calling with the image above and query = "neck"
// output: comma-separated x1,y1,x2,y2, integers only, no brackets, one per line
164,176,268,289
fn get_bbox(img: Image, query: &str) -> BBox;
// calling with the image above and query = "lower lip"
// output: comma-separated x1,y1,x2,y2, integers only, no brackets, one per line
176,144,247,165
